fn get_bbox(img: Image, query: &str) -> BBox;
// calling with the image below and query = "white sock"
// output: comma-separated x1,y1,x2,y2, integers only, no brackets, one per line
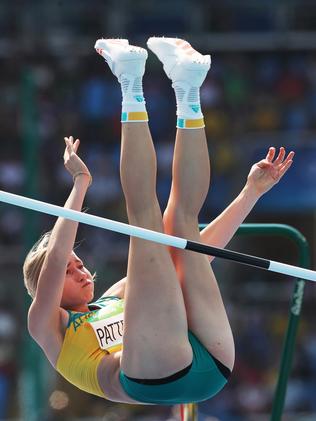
119,73,148,122
173,81,204,129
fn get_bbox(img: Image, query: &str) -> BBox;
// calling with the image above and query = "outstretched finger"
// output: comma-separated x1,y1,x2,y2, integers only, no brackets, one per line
64,136,70,150
273,147,286,165
64,137,70,149
64,137,74,160
282,151,295,165
63,138,69,161
73,139,80,153
266,147,276,162
279,159,293,178
66,136,75,151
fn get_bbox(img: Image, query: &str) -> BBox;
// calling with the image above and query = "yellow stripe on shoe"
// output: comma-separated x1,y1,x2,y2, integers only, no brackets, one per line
177,118,205,129
121,111,149,122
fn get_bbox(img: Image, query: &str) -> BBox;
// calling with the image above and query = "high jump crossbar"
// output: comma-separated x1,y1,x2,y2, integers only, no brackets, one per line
0,190,315,282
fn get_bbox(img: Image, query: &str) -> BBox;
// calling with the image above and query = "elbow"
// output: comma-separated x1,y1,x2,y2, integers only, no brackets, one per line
27,302,55,341
27,311,41,339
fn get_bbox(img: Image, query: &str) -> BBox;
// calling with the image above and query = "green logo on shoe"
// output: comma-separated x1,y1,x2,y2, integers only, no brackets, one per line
191,105,200,113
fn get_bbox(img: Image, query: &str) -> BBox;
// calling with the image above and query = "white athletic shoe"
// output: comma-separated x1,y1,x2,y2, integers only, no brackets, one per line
94,38,148,79
147,37,211,87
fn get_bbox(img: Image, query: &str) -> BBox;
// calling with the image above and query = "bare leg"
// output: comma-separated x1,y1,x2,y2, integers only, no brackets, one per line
95,39,192,378
119,122,192,378
147,36,234,370
163,127,235,370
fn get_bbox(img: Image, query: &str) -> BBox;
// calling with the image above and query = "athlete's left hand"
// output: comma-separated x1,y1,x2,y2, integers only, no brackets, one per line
63,136,91,184
246,147,294,196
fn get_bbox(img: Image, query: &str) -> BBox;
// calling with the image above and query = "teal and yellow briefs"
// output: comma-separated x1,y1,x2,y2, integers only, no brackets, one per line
119,331,230,405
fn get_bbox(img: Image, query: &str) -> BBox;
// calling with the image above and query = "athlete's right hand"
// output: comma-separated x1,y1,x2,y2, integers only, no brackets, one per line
63,136,92,184
246,147,294,197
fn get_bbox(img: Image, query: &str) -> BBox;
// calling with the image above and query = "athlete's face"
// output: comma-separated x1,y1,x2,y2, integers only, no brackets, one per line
61,251,94,311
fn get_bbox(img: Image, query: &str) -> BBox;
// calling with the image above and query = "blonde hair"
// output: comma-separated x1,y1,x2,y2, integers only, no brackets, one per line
23,231,52,299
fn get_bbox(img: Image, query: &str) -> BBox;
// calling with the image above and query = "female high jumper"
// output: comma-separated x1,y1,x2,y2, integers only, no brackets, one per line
23,38,294,405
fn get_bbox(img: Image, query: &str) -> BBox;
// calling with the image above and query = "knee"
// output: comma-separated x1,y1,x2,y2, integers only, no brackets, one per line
127,203,164,231
220,333,235,372
125,194,157,218
163,206,198,234
165,187,205,220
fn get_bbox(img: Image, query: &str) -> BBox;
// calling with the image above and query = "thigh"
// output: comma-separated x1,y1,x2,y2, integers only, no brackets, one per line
163,213,235,370
182,254,235,370
121,236,193,379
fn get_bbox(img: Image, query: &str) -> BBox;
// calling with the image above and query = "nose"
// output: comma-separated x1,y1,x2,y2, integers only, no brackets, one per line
75,268,87,283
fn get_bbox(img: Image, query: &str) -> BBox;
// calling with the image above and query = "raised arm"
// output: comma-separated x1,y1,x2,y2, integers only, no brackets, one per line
28,136,92,336
200,147,294,261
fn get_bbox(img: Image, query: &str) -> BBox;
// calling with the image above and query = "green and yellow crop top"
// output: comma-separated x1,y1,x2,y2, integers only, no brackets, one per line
56,296,124,398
